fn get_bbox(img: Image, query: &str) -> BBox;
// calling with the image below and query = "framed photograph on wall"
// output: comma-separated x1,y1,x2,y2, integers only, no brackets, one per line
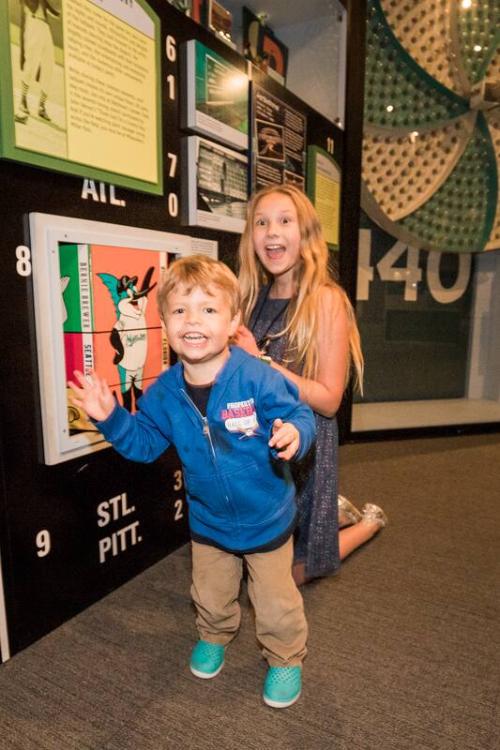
307,145,341,249
243,7,288,86
29,214,217,465
190,0,207,25
0,0,163,194
181,39,249,151
182,135,248,233
251,82,307,191
206,0,236,48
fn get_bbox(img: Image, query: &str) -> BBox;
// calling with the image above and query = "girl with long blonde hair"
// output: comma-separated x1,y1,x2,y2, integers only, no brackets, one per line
236,184,386,584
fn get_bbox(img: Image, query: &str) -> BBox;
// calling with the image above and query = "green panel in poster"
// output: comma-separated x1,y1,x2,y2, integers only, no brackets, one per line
59,242,82,333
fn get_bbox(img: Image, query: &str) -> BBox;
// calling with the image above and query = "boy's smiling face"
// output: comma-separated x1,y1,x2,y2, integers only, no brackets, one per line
164,283,240,382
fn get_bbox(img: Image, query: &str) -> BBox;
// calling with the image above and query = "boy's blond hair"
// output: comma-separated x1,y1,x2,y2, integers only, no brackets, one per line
158,254,241,320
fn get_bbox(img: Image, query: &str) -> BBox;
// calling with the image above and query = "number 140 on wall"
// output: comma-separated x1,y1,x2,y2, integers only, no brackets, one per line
357,229,472,304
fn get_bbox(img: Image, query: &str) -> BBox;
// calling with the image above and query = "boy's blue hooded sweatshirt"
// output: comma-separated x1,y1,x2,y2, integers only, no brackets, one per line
97,347,316,552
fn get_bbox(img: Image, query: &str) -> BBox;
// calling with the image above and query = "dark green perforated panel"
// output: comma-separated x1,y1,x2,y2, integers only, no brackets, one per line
362,0,500,253
364,0,469,129
398,113,497,252
456,0,500,85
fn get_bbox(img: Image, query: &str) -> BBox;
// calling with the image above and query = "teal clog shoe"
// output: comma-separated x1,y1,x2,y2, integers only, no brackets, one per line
263,666,302,708
190,640,225,679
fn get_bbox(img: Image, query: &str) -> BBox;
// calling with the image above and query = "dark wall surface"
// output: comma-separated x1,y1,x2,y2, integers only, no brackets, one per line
0,0,341,659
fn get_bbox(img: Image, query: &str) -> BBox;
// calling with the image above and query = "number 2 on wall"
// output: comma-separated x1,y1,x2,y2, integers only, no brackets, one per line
174,499,184,521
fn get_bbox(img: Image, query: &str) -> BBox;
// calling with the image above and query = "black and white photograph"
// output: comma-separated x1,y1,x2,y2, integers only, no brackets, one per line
182,134,248,232
9,0,67,156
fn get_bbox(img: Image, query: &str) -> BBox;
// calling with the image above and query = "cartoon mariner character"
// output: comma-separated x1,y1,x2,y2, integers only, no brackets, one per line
98,268,156,412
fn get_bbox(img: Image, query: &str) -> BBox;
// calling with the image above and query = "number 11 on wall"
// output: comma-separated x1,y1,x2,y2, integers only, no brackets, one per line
357,228,472,304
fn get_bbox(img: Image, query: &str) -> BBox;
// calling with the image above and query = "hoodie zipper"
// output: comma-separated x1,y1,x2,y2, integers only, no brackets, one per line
180,388,235,516
181,389,216,460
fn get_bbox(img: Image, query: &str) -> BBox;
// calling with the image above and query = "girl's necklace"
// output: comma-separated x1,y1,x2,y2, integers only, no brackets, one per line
250,285,291,354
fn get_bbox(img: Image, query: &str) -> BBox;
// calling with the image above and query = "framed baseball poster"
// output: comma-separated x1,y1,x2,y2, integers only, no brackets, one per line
181,38,249,150
0,0,163,194
29,213,217,465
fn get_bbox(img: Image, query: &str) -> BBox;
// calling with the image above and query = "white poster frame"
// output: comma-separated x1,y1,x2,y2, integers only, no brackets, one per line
29,213,217,465
0,545,10,662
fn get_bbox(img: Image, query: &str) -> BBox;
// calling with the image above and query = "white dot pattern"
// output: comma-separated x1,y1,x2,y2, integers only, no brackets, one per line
363,0,500,252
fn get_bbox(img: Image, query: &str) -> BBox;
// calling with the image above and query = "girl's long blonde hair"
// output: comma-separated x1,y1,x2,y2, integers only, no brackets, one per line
238,184,364,392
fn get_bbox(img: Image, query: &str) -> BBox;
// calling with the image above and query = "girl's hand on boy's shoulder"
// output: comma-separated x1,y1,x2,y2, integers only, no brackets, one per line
269,418,300,461
233,325,260,356
68,370,115,422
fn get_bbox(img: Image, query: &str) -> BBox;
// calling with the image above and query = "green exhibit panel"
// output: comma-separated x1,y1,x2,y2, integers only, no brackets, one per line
0,0,342,661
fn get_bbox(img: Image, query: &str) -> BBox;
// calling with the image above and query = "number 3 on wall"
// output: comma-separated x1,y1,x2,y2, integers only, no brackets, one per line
357,229,471,304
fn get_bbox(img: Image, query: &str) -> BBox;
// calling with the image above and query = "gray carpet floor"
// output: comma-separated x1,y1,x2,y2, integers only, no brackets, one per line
0,433,498,749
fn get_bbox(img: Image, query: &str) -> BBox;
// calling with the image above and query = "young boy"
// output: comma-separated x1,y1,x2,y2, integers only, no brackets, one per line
69,255,315,709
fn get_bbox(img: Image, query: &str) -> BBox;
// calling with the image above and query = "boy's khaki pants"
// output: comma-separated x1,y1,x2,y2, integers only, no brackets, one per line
191,536,307,667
